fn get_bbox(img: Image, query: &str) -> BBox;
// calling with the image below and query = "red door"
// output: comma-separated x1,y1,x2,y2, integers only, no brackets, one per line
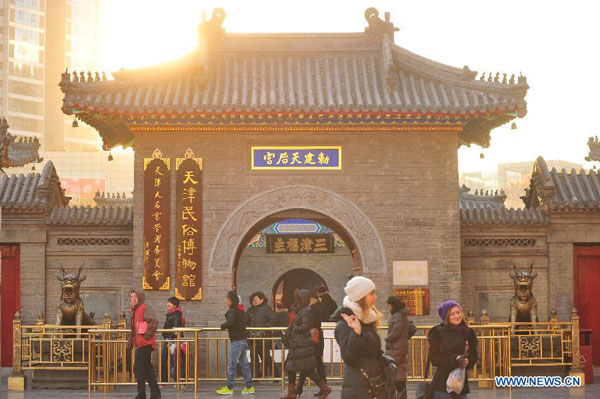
574,245,600,366
0,245,20,367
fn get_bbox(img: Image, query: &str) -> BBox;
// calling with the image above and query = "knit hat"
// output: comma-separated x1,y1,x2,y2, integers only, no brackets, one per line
344,276,376,302
438,300,461,321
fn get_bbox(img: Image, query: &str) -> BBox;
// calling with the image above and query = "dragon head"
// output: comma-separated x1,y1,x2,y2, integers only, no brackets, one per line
57,264,86,304
509,262,537,300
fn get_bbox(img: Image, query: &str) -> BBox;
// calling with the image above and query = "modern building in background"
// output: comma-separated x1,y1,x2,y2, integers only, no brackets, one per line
460,160,583,209
0,0,102,152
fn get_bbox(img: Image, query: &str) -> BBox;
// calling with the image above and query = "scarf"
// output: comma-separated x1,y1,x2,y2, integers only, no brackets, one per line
343,296,379,325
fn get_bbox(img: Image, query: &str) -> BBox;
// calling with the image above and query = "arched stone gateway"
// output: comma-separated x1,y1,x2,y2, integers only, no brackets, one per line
208,185,386,274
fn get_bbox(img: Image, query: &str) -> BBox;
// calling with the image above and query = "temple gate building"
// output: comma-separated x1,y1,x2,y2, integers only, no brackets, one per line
1,9,599,367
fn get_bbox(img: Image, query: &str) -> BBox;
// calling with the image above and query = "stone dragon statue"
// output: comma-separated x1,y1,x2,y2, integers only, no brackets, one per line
56,265,95,327
509,262,538,323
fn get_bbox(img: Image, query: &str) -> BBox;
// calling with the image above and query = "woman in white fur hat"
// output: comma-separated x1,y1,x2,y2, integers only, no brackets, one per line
331,276,386,398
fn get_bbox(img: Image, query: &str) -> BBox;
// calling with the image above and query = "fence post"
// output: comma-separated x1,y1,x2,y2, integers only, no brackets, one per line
480,309,489,325
568,308,585,385
549,309,559,330
467,310,475,325
8,311,26,390
36,312,44,326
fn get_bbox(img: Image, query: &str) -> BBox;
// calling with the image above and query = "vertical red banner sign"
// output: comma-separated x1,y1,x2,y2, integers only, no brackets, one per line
143,152,170,290
175,152,203,300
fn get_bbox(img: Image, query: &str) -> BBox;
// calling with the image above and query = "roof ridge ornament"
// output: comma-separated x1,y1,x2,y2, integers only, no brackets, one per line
364,8,399,42
198,8,226,77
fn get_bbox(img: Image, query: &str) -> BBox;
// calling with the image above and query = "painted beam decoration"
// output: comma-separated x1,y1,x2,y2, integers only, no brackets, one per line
143,149,170,290
252,146,341,170
175,149,203,300
266,234,334,254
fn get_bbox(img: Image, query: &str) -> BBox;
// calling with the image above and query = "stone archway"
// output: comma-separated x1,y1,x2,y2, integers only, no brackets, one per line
208,185,386,275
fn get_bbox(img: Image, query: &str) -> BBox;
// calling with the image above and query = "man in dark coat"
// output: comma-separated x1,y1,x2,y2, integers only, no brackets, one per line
247,291,279,378
316,287,337,323
296,290,327,397
384,296,409,399
217,291,254,395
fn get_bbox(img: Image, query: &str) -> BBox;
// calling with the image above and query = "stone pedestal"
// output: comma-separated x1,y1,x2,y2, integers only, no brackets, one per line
8,374,26,390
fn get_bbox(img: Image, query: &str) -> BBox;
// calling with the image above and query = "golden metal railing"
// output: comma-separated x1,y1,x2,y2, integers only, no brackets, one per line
10,308,583,392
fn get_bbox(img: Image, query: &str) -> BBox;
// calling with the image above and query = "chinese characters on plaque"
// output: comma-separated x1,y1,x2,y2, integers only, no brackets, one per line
393,261,429,315
175,153,203,300
143,150,170,290
266,234,334,254
252,147,341,170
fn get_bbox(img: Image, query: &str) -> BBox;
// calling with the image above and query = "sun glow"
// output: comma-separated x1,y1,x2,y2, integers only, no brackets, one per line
99,0,600,174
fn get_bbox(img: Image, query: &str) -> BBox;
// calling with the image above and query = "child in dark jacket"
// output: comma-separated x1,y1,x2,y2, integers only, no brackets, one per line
160,297,184,383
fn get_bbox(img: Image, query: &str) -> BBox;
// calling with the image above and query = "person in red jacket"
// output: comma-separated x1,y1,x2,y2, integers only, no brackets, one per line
127,289,161,399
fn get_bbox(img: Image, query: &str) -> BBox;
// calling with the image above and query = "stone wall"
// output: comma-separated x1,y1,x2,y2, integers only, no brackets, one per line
133,129,461,326
460,225,549,322
0,222,47,325
44,228,134,323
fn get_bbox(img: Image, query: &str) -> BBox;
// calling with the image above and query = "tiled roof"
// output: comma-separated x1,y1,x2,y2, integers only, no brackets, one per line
461,207,546,225
459,184,507,210
0,161,70,213
93,191,133,207
523,156,600,211
0,117,43,169
459,184,546,224
61,8,527,151
47,205,133,226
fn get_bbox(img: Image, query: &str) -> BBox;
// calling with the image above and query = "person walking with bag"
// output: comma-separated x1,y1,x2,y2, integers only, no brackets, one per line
332,276,389,399
126,289,161,399
384,296,409,399
281,289,331,399
428,300,477,399
295,289,327,397
217,291,255,395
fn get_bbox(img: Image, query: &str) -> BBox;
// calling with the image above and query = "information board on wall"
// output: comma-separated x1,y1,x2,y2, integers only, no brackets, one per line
394,288,430,316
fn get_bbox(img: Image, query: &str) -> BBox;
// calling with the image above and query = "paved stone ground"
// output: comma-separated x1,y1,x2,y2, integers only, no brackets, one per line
2,368,599,398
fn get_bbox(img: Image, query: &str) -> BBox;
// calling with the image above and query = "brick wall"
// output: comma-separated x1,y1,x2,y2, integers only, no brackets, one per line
133,130,461,326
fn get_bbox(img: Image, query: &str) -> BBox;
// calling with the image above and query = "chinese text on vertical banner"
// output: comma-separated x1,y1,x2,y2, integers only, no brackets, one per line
175,154,203,300
143,153,170,290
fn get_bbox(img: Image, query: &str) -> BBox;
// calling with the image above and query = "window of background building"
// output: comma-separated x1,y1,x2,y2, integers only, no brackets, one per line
9,116,43,133
8,97,43,115
9,62,44,80
8,79,43,97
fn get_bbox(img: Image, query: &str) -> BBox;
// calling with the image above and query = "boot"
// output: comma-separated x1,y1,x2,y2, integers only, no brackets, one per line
280,382,296,399
317,380,331,398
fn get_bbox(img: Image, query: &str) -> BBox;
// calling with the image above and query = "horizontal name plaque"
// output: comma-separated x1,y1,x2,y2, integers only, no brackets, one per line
251,146,341,170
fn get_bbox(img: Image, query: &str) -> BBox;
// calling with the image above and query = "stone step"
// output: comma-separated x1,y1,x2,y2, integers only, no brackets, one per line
30,369,87,390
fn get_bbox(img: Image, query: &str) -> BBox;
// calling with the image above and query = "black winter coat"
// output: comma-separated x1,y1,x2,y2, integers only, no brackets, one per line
332,307,384,399
246,300,276,327
220,306,247,342
428,322,478,395
284,305,316,372
162,308,183,339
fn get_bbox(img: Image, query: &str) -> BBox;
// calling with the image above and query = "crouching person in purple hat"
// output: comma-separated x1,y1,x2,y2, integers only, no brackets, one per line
427,300,477,399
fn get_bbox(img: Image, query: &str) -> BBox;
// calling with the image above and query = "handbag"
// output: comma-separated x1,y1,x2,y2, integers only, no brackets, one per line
415,352,432,399
310,327,320,344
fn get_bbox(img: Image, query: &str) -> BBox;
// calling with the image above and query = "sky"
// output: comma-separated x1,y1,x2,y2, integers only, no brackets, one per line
99,0,600,173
